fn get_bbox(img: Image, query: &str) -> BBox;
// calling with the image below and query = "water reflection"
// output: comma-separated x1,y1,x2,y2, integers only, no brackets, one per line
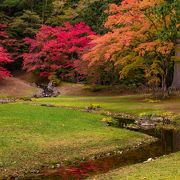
162,129,180,152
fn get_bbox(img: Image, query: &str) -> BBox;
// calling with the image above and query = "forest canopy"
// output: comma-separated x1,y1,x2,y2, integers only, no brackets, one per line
0,0,179,94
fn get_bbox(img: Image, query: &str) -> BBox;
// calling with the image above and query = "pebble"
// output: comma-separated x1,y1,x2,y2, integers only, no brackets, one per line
144,158,153,163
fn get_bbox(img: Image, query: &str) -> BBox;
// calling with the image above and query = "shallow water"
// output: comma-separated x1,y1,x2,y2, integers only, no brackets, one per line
22,129,180,180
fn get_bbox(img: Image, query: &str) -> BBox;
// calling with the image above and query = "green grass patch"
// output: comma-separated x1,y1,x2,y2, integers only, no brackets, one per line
93,152,180,180
0,104,151,178
31,95,162,115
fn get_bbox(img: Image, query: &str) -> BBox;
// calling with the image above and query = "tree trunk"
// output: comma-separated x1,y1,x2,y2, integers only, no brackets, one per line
161,58,169,98
162,74,168,98
42,0,48,24
172,61,180,89
162,76,167,92
172,39,180,89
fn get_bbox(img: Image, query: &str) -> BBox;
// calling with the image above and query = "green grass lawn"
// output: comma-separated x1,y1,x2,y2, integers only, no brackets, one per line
31,96,160,114
31,95,180,115
92,151,180,180
1,95,180,178
0,103,151,178
30,95,180,180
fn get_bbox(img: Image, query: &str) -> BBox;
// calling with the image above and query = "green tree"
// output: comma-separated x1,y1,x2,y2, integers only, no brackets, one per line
9,10,41,37
78,0,121,34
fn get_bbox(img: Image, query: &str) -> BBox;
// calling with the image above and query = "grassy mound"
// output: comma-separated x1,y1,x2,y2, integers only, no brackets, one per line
0,77,38,98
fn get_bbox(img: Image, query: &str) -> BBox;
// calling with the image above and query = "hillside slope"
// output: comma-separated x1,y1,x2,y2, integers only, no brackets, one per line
0,77,39,98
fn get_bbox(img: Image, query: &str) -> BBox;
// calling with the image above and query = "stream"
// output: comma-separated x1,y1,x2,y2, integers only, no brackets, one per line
22,127,180,180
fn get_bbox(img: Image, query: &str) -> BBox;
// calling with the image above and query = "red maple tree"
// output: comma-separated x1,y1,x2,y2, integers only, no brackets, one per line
0,24,13,79
23,22,95,81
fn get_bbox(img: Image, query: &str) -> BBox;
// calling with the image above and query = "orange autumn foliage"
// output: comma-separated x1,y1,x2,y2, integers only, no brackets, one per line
82,0,177,90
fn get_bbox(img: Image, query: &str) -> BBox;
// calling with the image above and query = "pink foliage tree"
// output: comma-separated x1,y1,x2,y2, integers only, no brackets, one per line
23,22,95,81
0,24,13,79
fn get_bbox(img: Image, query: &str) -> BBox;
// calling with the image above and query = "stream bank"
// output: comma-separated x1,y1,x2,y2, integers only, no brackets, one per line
18,109,180,180
20,128,180,180
2,103,180,180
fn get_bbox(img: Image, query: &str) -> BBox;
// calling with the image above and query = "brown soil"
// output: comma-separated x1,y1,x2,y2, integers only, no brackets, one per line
58,83,128,96
0,77,39,98
58,83,90,96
